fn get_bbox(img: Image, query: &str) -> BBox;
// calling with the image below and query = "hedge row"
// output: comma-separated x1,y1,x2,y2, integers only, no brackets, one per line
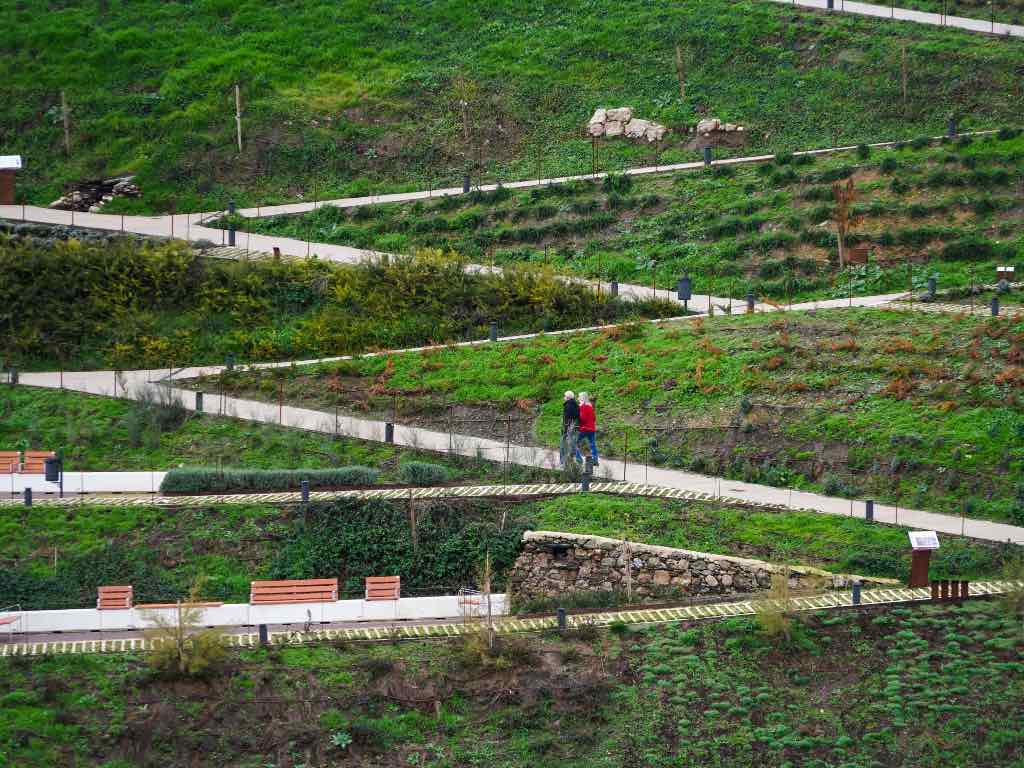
160,466,380,493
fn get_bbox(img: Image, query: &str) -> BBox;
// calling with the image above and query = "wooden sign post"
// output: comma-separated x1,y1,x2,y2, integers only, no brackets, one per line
908,531,939,588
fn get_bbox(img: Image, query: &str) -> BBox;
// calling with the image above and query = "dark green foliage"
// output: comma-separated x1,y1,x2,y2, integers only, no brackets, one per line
159,466,380,493
269,499,526,596
602,174,633,195
856,143,871,159
396,461,452,486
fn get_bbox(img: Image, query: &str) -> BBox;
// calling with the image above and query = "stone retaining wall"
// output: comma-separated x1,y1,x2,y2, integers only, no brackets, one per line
509,531,896,602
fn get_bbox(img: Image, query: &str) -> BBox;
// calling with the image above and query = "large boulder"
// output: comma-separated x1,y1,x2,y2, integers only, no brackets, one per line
606,106,633,122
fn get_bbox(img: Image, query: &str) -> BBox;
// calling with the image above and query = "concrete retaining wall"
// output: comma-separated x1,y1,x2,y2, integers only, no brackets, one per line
0,594,509,634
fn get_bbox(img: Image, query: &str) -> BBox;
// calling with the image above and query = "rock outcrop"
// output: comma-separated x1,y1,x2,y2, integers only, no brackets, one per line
49,175,141,212
588,107,668,143
508,531,897,603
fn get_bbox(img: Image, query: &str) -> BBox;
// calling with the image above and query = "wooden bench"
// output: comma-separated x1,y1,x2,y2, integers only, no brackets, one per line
97,585,133,610
365,576,401,601
250,578,338,605
21,451,55,474
0,452,19,474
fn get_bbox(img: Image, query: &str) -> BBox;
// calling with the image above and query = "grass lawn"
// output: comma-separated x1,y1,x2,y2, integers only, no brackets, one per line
1,600,1021,766
187,307,1024,523
3,0,1023,212
0,490,1011,611
238,131,1024,302
0,386,560,488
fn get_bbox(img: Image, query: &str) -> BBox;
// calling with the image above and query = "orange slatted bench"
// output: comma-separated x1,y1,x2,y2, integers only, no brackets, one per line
21,451,55,474
250,579,338,605
97,585,133,610
365,576,401,601
0,452,19,474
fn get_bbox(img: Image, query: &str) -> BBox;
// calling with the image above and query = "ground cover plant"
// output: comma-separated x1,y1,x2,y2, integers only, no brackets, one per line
240,131,1024,301
191,307,1024,523
0,600,1020,766
3,0,1024,212
0,236,674,371
1,489,1009,612
0,386,557,486
899,0,1024,24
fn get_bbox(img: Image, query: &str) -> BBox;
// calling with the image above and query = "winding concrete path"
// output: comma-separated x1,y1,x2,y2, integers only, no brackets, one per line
15,351,1024,544
765,0,1024,37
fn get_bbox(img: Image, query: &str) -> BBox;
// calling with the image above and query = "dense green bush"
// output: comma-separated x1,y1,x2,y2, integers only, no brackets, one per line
160,466,380,493
397,461,452,486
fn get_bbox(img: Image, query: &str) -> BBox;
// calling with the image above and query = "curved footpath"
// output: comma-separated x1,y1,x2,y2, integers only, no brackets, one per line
14,346,1024,544
764,0,1024,37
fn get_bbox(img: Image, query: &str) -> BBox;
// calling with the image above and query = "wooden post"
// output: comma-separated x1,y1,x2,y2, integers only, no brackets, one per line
61,90,71,157
234,83,243,154
900,45,908,119
674,44,686,101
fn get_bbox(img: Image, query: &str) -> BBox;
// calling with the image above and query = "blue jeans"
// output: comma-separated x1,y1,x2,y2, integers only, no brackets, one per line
578,431,598,463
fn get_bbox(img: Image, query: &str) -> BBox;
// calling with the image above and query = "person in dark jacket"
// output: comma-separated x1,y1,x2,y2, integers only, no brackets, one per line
577,391,598,466
560,390,582,465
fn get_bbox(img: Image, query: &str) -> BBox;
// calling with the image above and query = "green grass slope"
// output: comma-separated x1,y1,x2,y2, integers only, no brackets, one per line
2,0,1023,212
193,307,1024,523
242,131,1024,301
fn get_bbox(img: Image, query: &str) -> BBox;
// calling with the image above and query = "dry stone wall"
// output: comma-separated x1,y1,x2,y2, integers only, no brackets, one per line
509,531,896,603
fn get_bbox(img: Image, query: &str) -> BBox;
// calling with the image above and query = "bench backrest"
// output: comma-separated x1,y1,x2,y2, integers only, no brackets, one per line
0,452,19,474
21,451,55,474
250,578,338,605
365,576,401,601
97,585,133,610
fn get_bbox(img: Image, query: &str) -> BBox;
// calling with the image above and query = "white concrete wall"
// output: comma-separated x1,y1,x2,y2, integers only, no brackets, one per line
0,594,510,634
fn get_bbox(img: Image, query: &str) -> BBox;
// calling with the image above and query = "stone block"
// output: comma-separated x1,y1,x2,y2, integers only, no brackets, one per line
604,121,623,137
606,107,633,122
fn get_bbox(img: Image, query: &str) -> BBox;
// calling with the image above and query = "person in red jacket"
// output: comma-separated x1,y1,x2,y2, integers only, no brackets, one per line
577,392,598,466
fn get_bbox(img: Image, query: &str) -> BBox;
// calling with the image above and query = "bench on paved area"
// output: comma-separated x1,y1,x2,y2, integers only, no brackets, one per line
0,451,20,474
97,585,133,610
250,579,338,605
21,450,56,474
365,576,401,601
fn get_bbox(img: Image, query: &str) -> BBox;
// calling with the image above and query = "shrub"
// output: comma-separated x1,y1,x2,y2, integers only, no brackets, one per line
856,143,871,159
818,165,854,183
941,235,997,262
997,126,1022,140
159,466,380,493
602,173,632,194
396,461,451,486
774,152,794,166
910,135,931,150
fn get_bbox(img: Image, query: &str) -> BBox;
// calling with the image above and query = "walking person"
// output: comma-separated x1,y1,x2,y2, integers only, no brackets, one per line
577,392,598,466
560,390,582,465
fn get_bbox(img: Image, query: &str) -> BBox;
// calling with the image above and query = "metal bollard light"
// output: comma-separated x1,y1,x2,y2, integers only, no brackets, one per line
927,276,937,300
852,581,862,605
462,174,470,193
385,423,395,444
947,118,958,138
226,354,236,372
703,146,712,166
746,291,756,313
301,479,310,503
827,0,834,8
557,607,567,630
489,322,498,342
865,499,874,522
196,391,204,413
991,296,999,316
258,623,269,646
8,369,17,386
23,487,32,507
610,280,619,297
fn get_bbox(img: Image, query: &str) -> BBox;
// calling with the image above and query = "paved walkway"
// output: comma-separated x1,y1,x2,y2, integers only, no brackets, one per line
765,0,1024,37
15,363,1024,544
2,471,164,496
2,581,1017,657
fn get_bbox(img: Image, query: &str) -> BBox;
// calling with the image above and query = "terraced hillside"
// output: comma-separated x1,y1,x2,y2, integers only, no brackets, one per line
190,307,1024,523
3,0,1024,211
2,601,1021,766
243,131,1024,301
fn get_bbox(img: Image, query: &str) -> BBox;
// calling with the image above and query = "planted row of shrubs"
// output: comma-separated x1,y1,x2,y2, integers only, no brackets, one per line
159,461,453,493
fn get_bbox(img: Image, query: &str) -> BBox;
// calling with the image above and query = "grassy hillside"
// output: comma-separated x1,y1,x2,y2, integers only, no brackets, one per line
189,307,1024,523
242,131,1024,301
2,0,1023,212
0,387,558,488
0,236,673,371
2,601,1021,766
0,492,1008,611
